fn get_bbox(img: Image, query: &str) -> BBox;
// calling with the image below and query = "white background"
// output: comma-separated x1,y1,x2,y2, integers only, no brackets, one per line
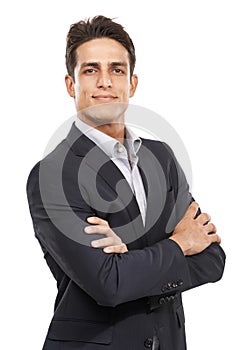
1,0,233,349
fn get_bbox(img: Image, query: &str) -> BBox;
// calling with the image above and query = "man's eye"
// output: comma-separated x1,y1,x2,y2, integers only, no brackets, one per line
84,69,96,74
113,68,124,74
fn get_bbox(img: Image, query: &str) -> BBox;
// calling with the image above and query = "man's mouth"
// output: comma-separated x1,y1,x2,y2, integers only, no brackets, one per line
92,94,118,102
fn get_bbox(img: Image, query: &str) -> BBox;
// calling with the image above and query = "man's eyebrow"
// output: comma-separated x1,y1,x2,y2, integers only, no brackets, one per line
110,61,128,67
80,61,128,69
80,62,100,69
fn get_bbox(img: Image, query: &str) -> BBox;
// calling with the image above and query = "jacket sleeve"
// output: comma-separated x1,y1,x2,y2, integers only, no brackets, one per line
27,160,193,307
163,142,226,293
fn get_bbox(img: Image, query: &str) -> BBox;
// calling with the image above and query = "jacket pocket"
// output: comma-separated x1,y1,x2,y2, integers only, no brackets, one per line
47,319,113,344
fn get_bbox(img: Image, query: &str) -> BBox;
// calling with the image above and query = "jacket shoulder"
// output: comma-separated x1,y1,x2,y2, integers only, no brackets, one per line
140,138,176,164
26,138,70,195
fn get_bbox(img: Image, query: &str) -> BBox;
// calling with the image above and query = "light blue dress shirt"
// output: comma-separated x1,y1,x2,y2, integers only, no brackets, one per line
75,118,147,226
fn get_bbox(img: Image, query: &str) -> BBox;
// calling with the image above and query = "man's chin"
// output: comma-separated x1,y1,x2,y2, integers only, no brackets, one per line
78,102,128,127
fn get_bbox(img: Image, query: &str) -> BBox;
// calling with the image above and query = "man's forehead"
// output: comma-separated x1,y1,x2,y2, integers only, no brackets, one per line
75,38,130,64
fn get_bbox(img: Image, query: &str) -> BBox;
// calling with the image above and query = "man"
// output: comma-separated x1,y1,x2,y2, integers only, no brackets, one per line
27,16,225,350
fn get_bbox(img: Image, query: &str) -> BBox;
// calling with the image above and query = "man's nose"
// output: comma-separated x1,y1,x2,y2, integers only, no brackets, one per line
97,73,112,89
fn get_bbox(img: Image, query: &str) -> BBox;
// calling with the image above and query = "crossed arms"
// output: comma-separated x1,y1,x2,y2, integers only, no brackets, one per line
27,139,225,307
84,201,221,256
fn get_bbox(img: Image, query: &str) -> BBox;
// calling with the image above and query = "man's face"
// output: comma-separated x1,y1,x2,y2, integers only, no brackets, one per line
65,38,138,125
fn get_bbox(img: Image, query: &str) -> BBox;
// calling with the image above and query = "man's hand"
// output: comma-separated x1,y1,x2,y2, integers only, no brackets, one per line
84,216,128,254
170,201,221,256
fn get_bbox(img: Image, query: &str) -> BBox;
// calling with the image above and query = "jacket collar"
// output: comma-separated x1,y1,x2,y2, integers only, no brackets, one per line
66,121,97,157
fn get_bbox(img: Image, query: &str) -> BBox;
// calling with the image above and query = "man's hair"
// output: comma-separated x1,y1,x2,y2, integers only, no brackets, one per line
66,15,136,79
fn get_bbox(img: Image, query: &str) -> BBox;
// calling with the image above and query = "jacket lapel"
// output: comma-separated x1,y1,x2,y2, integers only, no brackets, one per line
66,123,144,237
138,142,167,233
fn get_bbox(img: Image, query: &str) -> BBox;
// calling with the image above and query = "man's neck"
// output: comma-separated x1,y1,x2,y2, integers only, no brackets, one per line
95,123,125,144
78,115,125,144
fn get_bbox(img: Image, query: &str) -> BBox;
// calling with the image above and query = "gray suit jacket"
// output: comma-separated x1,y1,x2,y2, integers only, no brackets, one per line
27,122,225,350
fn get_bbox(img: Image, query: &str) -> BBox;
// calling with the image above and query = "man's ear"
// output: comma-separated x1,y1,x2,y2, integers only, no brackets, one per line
65,74,75,98
129,74,138,97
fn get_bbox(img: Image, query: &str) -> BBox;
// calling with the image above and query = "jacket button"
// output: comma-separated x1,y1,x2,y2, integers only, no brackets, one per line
167,282,173,289
144,338,153,348
165,296,171,303
159,297,165,305
177,279,183,286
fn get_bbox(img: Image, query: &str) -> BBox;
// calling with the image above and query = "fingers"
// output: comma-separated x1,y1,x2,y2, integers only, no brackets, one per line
87,216,108,226
84,225,111,235
185,201,199,219
103,244,128,254
187,203,211,226
184,202,213,226
85,216,125,251
197,212,211,225
91,237,127,251
209,233,221,244
205,222,217,233
91,237,116,248
85,216,111,235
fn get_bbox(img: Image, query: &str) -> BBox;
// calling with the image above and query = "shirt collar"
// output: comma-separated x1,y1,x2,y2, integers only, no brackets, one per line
75,117,142,161
124,126,142,156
